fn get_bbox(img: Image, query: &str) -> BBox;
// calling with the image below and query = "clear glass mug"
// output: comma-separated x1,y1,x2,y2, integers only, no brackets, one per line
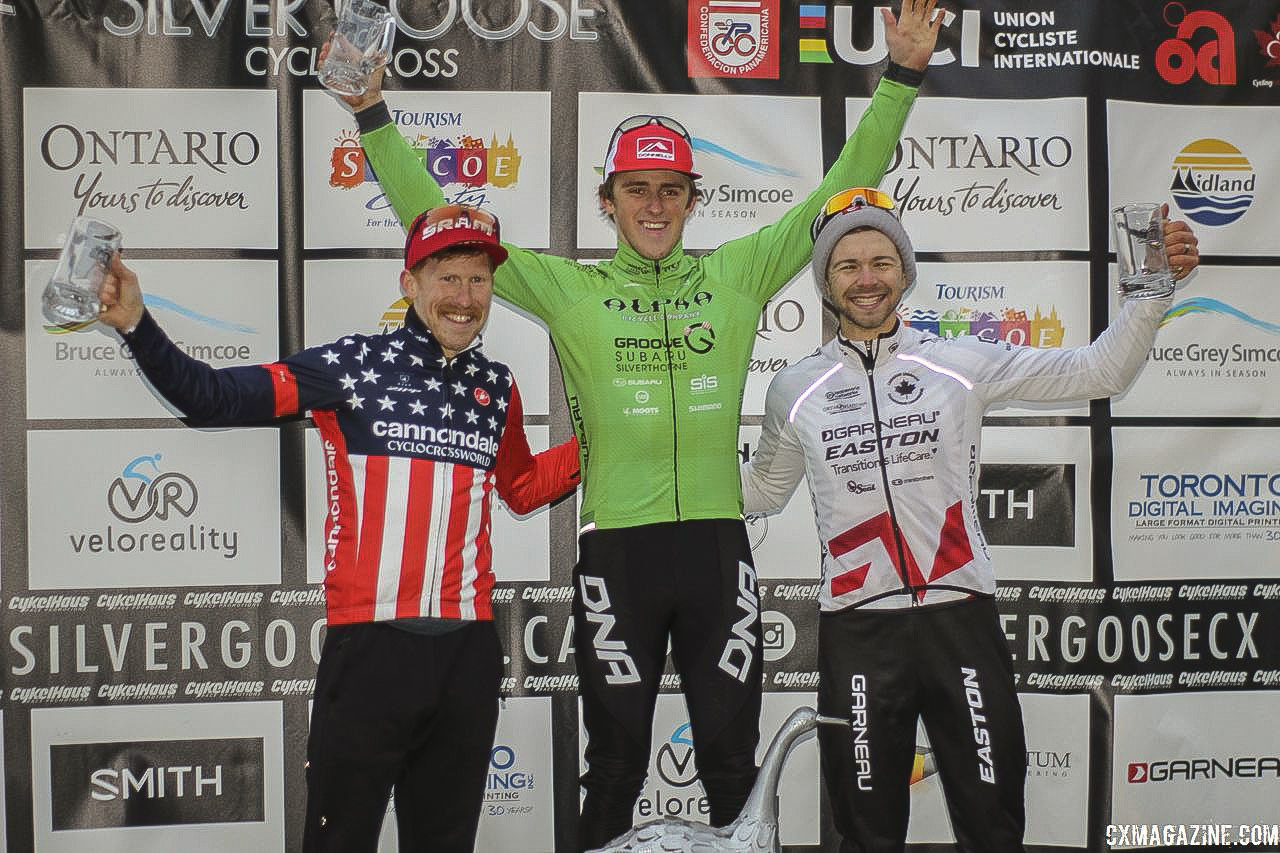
42,216,122,325
1112,203,1174,300
318,0,396,96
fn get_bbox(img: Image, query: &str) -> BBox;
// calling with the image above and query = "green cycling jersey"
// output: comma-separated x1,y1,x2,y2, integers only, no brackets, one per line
359,77,917,530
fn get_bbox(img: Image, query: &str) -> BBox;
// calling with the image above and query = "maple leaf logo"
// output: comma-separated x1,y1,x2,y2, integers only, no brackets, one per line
1255,12,1280,68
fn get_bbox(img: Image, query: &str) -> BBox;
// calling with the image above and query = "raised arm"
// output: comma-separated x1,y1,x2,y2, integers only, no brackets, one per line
493,382,582,514
99,254,343,425
704,0,942,301
741,374,808,515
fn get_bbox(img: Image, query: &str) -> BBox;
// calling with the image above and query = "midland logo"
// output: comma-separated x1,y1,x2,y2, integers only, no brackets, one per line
1127,755,1280,783
1155,4,1236,85
69,453,240,559
799,3,980,67
1169,139,1255,227
688,0,779,79
330,123,521,210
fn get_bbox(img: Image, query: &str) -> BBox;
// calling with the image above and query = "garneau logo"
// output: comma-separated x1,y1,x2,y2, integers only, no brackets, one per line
49,737,265,830
1127,756,1280,783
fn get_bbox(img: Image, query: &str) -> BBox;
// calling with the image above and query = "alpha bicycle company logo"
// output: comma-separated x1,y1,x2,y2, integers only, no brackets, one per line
1169,139,1255,227
903,305,1065,348
1155,3,1236,85
688,0,779,79
656,722,700,787
329,128,522,205
798,3,980,68
107,454,198,523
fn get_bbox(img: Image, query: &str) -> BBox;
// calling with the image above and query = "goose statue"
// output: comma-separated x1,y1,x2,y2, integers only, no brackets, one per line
588,706,838,853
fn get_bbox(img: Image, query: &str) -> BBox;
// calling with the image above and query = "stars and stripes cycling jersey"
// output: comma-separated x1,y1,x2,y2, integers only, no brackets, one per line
123,306,579,625
741,294,1170,612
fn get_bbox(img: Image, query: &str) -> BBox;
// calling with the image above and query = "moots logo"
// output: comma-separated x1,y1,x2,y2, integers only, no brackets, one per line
887,372,922,405
107,455,197,523
689,0,779,80
1155,3,1237,85
329,121,521,208
1169,139,1255,227
656,723,700,787
904,304,1064,348
485,744,534,810
760,610,796,662
49,737,265,829
798,3,980,68
1126,755,1280,783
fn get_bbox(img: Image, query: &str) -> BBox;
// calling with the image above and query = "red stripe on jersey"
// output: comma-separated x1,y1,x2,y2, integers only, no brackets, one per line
928,500,974,583
831,563,871,598
396,458,434,619
352,455,390,623
438,464,474,619
262,363,299,417
312,411,360,619
472,475,496,620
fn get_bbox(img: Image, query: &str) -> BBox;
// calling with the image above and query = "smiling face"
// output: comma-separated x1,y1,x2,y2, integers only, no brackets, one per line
399,249,494,358
824,229,908,340
599,169,696,260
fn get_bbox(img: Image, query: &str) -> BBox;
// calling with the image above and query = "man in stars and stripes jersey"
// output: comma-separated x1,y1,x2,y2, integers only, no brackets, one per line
97,205,580,853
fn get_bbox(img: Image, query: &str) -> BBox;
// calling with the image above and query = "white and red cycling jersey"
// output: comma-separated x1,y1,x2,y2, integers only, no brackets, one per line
742,294,1170,612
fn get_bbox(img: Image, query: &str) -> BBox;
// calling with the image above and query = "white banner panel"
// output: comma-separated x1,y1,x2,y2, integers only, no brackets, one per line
1113,692,1280,829
376,696,555,853
303,91,551,248
25,259,279,420
27,429,281,589
1107,101,1276,256
576,93,822,250
24,89,278,249
740,425,822,581
1111,427,1280,581
907,692,1090,847
847,97,1089,252
302,259,550,415
30,702,284,852
743,268,822,416
1111,266,1280,418
908,260,1092,416
304,426,554,585
980,426,1093,583
578,692,820,845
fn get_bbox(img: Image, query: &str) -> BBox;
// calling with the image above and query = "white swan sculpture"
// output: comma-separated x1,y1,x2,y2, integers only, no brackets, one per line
588,706,834,853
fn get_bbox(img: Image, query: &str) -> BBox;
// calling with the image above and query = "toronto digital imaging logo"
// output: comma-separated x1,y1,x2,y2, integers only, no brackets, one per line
485,744,535,814
1169,139,1255,226
329,126,522,208
687,0,779,79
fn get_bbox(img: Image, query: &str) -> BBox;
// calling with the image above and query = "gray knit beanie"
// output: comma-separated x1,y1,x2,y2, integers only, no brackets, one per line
810,203,916,296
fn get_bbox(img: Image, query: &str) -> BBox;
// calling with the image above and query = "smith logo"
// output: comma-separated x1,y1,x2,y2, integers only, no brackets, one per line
1127,756,1280,783
688,0,779,80
50,737,265,829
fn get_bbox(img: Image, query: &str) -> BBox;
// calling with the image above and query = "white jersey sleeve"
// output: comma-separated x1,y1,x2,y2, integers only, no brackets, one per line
742,369,810,515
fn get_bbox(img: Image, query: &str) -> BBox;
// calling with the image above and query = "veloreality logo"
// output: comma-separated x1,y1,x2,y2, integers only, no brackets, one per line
656,723,700,787
107,454,197,523
1169,138,1255,226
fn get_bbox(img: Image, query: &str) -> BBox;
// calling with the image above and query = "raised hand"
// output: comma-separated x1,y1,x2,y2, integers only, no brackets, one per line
884,0,945,72
97,252,145,332
1161,204,1200,281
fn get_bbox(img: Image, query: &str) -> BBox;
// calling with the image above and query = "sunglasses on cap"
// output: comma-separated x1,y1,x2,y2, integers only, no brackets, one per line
810,187,897,242
608,114,692,146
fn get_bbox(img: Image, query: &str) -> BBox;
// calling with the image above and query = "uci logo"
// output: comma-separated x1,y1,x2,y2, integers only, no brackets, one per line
106,454,198,523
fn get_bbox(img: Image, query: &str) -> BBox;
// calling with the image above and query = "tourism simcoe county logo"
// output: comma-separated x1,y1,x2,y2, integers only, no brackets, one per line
688,0,779,79
903,306,1065,348
329,129,522,193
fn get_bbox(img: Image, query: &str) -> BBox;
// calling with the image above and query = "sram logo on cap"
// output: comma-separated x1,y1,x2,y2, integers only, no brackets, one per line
636,136,676,161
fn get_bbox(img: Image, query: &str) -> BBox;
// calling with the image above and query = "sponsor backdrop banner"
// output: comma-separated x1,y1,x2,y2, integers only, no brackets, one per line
2,2,1277,852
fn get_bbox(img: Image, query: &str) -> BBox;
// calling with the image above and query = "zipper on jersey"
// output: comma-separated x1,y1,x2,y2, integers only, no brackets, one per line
658,259,681,519
858,339,916,603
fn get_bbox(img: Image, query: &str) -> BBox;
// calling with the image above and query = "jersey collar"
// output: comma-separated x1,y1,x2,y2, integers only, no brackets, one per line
610,240,695,286
836,316,903,371
402,304,482,366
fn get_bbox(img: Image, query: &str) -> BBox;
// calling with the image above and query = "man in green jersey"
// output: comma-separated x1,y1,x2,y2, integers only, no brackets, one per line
333,3,941,846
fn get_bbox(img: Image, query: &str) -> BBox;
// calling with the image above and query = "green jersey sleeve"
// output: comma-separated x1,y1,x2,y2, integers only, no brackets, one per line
359,116,581,321
700,77,917,304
